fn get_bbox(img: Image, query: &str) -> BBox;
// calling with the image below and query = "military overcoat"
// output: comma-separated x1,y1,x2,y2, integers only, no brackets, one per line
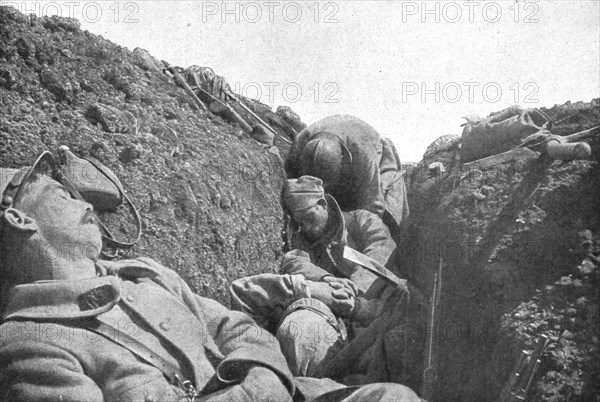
283,195,398,297
0,258,294,401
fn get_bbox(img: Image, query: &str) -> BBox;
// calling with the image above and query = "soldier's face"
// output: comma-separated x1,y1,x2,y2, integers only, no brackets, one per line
292,202,329,241
18,175,102,260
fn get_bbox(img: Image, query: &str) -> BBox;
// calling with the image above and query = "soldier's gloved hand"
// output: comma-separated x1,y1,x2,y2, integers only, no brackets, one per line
308,281,355,318
322,276,359,298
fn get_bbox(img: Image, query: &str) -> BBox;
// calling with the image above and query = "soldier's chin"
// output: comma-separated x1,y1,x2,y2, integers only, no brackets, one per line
83,238,103,260
82,227,103,259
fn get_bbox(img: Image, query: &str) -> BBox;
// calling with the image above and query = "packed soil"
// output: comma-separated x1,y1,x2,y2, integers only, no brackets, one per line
1,7,599,401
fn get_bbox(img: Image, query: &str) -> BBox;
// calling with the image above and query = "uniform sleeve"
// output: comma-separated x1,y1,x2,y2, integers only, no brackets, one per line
0,340,103,402
280,249,332,281
196,295,296,396
284,129,310,178
346,210,397,270
134,257,296,396
352,145,386,217
229,273,310,330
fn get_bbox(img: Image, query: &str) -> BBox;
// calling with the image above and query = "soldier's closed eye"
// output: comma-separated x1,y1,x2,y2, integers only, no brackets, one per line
59,188,75,200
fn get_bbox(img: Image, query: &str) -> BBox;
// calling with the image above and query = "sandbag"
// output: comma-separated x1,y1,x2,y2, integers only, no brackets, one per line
460,107,551,163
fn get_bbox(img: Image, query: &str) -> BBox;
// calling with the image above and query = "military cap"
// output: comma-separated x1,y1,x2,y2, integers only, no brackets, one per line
283,175,325,212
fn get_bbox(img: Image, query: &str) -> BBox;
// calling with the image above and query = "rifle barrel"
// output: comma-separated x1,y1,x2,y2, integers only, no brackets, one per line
421,257,443,401
563,125,600,143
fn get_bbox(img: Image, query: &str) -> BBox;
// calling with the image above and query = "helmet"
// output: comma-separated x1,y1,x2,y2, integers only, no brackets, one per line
300,133,343,185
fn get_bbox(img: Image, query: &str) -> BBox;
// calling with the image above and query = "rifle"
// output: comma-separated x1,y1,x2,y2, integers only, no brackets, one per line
232,98,292,145
496,335,550,402
190,84,254,133
162,61,209,114
421,257,442,401
464,124,599,171
162,62,255,134
191,69,290,144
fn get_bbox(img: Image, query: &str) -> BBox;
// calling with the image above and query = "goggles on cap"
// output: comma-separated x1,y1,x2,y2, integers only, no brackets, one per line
1,150,78,211
1,147,141,257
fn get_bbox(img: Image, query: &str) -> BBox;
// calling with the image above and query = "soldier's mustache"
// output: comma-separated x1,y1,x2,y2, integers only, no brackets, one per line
81,210,99,225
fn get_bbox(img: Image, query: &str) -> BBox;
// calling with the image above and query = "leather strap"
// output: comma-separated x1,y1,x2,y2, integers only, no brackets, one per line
83,156,143,257
86,315,186,384
282,298,341,334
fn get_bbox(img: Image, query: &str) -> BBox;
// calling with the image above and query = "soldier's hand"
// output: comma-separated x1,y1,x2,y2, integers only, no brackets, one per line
328,294,355,318
323,276,359,298
308,281,355,318
196,364,291,402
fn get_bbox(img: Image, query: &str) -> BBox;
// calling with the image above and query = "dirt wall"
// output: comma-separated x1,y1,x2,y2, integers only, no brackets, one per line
405,100,599,401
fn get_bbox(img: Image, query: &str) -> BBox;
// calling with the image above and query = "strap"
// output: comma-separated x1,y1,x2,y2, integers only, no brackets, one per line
281,298,341,334
83,156,143,256
86,316,186,384
342,246,407,290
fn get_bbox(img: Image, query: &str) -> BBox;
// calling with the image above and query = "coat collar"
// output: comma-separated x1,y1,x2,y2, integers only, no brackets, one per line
2,259,159,321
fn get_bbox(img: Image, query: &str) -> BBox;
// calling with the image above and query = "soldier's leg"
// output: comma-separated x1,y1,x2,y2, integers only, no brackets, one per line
295,377,421,402
332,382,421,402
276,298,346,377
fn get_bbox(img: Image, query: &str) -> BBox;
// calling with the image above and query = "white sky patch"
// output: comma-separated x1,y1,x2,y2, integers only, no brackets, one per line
5,0,599,162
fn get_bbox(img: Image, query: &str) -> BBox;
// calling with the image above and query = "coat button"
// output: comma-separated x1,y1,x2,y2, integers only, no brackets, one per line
159,322,170,331
125,294,135,303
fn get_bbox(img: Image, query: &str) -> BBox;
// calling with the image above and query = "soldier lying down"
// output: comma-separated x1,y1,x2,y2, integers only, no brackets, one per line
0,151,420,401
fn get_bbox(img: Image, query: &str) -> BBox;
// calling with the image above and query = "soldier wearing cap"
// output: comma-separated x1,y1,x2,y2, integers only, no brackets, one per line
281,176,399,294
0,158,419,401
231,176,406,382
285,115,409,234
